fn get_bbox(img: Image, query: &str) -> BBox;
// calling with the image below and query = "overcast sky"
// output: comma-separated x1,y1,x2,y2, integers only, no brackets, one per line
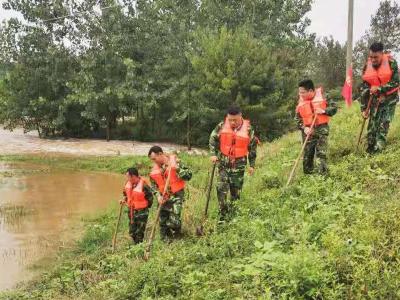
307,0,399,43
0,0,399,45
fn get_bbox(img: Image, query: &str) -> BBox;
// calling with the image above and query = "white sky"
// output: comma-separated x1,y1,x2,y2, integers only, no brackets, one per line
0,2,21,22
306,0,399,44
0,0,399,44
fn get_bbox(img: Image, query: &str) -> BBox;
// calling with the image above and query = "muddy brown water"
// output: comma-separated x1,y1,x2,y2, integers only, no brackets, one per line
0,127,204,291
0,128,194,156
0,162,123,291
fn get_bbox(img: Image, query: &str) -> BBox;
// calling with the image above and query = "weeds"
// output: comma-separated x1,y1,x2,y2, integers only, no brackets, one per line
2,104,400,299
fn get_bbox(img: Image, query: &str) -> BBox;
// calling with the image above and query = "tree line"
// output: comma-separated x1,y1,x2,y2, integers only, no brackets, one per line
0,0,398,147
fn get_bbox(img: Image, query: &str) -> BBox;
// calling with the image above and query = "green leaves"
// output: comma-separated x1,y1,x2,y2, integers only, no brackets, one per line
0,0,316,144
3,105,400,299
189,26,307,140
311,37,346,90
354,1,400,79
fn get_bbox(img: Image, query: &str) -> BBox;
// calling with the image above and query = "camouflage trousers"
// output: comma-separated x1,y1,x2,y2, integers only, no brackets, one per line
127,207,149,244
367,103,396,153
159,190,184,241
302,124,329,175
216,164,245,220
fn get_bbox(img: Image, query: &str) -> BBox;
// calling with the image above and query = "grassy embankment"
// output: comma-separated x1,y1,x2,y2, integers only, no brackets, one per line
2,103,400,299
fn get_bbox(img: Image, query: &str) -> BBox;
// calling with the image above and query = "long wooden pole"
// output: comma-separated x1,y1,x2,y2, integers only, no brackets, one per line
196,163,216,236
143,164,172,261
357,95,373,148
112,202,124,253
286,114,318,187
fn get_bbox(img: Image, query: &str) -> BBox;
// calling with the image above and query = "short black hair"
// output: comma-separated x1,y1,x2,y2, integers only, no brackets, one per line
226,105,242,116
370,42,384,52
298,79,315,91
126,167,139,177
148,145,163,156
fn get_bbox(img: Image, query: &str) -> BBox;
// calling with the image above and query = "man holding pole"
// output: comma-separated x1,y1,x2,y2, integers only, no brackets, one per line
359,42,399,154
121,167,153,244
148,146,192,242
295,79,337,175
209,106,257,221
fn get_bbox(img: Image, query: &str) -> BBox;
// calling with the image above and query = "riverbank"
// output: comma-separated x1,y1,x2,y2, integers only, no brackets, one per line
0,154,150,173
2,104,400,299
0,153,211,295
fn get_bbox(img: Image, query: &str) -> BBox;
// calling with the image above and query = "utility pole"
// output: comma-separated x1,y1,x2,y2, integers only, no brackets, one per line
345,0,354,80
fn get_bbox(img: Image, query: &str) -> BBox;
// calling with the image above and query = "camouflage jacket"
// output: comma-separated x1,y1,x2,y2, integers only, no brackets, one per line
143,183,154,208
360,57,400,110
150,158,192,197
295,95,338,130
209,121,257,168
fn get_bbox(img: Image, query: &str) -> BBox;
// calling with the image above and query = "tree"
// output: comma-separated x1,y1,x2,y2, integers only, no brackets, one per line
354,0,400,78
0,23,78,136
0,0,316,144
0,0,84,136
310,37,346,90
198,0,312,39
370,0,400,52
67,1,136,141
189,27,305,140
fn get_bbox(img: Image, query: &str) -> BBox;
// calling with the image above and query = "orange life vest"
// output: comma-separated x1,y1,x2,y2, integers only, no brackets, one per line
362,54,399,95
296,87,330,126
149,155,185,195
124,178,149,223
219,119,250,159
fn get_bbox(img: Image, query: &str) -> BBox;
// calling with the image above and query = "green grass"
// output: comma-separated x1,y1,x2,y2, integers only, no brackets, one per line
0,155,150,174
2,103,400,299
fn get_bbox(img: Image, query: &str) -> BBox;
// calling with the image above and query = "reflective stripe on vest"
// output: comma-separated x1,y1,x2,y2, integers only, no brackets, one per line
296,87,330,126
149,155,185,194
219,119,250,159
362,54,399,95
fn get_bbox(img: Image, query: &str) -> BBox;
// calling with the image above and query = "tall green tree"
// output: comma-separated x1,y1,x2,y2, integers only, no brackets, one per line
0,0,84,136
189,27,305,140
0,0,316,144
67,1,135,141
198,0,312,39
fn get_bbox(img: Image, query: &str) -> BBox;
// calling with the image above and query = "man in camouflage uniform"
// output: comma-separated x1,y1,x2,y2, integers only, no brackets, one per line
295,79,337,175
148,146,192,241
209,106,257,221
359,42,399,154
121,167,153,244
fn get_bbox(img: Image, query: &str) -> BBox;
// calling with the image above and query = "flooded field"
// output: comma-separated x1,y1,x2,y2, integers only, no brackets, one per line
0,128,189,156
0,162,123,291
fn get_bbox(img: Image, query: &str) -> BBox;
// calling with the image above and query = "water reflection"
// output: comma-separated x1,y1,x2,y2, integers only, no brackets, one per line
0,163,123,291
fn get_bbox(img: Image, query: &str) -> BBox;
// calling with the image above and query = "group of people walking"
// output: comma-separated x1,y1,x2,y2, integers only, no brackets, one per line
120,41,399,245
